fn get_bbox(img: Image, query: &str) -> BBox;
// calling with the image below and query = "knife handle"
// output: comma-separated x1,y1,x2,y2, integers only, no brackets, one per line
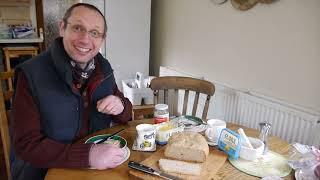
128,161,155,174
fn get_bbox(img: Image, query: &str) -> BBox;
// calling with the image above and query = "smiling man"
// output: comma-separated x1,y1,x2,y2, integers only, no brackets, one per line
10,3,132,180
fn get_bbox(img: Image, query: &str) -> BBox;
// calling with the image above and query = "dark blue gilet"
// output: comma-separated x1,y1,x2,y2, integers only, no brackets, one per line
11,38,116,180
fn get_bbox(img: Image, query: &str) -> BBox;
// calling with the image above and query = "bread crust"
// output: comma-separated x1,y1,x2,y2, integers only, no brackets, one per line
159,158,202,176
164,132,209,162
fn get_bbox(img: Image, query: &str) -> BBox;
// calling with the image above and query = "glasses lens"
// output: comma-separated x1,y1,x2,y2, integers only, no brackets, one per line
68,22,103,39
70,24,84,32
89,30,100,38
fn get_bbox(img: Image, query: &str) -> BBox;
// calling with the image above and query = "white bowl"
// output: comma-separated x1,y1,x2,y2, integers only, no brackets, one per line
239,137,264,161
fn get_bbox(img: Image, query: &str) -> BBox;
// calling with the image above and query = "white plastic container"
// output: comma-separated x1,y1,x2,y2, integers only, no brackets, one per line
122,79,153,105
239,137,265,161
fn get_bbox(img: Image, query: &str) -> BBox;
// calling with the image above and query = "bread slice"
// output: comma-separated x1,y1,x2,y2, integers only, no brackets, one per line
159,159,202,176
164,131,209,162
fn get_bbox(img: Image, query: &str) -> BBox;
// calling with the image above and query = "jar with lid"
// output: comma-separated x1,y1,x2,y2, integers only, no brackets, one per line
154,104,169,124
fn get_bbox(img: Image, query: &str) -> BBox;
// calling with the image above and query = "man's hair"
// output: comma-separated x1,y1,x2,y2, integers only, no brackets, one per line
62,3,107,37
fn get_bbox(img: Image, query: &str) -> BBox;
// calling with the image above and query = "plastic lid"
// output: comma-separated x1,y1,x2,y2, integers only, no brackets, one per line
155,104,168,110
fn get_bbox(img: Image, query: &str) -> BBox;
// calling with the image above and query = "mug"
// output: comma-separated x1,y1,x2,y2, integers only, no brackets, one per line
205,119,226,145
136,124,156,150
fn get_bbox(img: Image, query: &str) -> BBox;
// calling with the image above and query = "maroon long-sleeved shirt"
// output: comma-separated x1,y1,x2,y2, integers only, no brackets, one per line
11,71,132,168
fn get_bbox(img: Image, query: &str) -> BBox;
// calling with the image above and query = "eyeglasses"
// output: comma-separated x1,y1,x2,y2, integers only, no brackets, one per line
66,22,105,39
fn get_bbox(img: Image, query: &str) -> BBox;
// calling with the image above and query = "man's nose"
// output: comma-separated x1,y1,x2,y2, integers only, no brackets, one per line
78,31,91,41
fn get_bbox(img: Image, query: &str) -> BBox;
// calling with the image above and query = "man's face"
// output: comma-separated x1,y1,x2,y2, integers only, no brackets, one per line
59,6,105,67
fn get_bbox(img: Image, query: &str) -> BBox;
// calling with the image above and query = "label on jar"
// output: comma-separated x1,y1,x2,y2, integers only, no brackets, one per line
154,104,169,124
154,112,169,124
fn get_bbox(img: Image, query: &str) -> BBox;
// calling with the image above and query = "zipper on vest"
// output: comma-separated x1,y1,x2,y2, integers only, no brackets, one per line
75,97,83,138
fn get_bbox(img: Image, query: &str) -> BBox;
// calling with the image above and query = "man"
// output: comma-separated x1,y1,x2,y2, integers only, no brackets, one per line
10,3,132,180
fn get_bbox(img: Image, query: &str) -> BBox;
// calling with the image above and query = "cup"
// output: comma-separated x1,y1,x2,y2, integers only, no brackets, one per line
136,124,156,150
205,119,226,145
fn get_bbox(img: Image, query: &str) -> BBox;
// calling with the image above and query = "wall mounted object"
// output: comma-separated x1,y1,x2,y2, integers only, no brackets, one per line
231,0,258,11
211,0,228,5
231,0,278,11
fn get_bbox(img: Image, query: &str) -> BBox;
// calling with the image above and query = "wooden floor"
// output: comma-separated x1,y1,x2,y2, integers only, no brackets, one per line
0,137,8,180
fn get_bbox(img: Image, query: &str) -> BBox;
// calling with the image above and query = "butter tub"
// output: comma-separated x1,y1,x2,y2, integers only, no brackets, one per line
155,121,184,145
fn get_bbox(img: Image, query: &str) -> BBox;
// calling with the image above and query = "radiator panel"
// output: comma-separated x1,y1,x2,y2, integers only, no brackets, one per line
160,66,320,146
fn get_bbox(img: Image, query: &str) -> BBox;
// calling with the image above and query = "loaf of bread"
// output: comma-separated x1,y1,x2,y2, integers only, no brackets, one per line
164,131,209,162
159,159,202,176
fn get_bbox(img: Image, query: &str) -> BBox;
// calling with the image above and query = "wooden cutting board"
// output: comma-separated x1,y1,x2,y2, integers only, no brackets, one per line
129,147,228,180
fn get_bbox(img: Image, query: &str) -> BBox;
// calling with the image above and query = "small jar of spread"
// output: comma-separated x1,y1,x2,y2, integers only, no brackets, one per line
154,104,169,124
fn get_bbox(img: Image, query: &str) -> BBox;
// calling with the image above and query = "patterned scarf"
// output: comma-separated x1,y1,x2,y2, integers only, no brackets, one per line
70,59,95,90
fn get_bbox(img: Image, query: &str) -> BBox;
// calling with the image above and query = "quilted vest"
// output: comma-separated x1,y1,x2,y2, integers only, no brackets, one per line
11,38,116,180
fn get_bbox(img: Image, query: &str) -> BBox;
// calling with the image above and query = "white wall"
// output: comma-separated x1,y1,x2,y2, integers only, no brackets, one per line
150,0,320,112
105,0,151,89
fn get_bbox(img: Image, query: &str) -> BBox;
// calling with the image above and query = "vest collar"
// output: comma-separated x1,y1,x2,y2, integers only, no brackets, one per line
50,37,73,86
49,37,113,86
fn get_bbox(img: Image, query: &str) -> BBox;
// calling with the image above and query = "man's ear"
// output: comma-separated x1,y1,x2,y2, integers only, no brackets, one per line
59,21,65,37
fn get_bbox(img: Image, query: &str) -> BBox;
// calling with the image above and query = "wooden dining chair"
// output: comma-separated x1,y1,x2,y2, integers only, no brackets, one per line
150,76,215,120
2,46,38,92
132,104,155,120
0,71,15,180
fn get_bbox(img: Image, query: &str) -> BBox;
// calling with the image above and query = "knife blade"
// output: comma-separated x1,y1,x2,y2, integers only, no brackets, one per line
95,128,125,144
128,161,182,180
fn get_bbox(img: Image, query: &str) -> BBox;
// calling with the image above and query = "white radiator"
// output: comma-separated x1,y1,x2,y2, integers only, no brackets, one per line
160,66,320,146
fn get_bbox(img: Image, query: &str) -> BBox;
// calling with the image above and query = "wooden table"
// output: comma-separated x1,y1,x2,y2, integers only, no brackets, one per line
45,119,294,180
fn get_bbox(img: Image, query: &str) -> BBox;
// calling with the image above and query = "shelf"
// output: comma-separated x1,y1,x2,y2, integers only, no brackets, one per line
0,0,30,7
0,38,43,43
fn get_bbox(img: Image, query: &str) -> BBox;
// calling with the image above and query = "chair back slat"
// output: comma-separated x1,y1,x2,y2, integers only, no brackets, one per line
173,89,178,116
182,90,189,115
150,76,215,120
0,70,14,180
0,71,14,80
192,92,200,116
164,89,168,104
153,91,159,105
202,95,211,120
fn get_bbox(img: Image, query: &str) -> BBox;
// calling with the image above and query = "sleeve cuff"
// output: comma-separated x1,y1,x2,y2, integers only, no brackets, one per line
67,143,93,168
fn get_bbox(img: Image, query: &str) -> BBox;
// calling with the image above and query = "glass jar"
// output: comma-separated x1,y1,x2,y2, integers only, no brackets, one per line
154,104,169,124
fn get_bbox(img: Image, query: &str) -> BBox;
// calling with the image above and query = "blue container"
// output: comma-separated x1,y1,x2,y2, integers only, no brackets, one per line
218,128,241,160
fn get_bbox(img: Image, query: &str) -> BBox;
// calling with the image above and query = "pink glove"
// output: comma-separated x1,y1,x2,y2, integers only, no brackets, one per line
89,144,125,170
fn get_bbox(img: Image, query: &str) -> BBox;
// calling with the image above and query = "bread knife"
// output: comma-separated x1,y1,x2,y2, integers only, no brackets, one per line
128,161,182,180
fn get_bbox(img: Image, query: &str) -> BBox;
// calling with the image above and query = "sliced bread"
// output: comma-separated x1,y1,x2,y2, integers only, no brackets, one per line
159,158,202,176
164,131,209,162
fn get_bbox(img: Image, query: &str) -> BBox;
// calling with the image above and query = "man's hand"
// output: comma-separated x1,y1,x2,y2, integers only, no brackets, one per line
96,95,124,115
89,144,125,170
